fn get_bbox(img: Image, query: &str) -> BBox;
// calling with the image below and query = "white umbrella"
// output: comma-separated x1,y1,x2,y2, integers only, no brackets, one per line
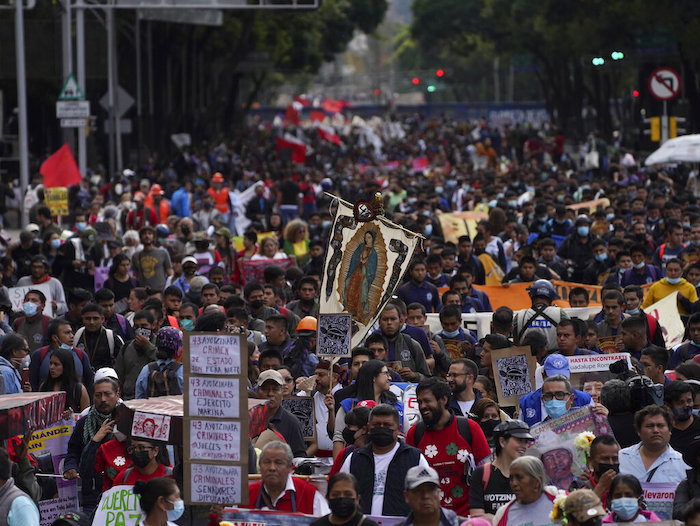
644,134,700,165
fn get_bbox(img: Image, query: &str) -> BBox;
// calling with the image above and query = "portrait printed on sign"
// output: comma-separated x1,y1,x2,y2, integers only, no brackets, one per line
131,411,171,441
338,225,388,326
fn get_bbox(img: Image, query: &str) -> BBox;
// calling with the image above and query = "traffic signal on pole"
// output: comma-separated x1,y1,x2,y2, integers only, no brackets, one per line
427,85,436,93
611,51,624,60
592,57,604,66
436,69,444,77
632,89,640,98
412,77,420,85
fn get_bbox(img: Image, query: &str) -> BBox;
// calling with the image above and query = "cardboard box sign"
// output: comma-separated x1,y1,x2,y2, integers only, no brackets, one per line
0,392,66,440
118,395,183,445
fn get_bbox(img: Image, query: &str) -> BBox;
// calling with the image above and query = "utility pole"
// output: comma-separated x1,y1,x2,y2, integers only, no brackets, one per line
15,0,29,227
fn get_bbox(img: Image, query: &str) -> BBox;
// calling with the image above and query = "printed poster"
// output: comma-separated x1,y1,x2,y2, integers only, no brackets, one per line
130,411,171,441
317,313,352,357
641,482,676,520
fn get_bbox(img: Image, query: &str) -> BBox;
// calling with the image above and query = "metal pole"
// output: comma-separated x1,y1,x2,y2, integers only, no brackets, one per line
136,11,142,167
113,14,123,173
15,0,30,228
76,0,87,178
147,20,153,116
661,100,669,144
62,0,75,152
106,8,116,178
493,56,500,103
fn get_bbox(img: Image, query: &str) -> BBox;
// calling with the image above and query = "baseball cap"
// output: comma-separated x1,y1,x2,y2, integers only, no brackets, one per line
51,510,90,526
215,227,232,239
94,367,119,383
544,353,570,378
182,256,198,267
356,400,377,409
493,420,533,440
564,489,605,522
405,465,440,490
257,369,285,387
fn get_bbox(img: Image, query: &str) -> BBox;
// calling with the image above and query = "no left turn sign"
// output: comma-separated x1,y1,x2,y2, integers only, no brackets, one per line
648,67,681,101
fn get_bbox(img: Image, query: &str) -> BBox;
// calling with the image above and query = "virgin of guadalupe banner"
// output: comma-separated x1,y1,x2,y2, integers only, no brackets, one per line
320,196,421,349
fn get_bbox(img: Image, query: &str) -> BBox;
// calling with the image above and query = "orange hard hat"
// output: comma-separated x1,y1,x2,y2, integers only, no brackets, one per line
296,316,317,333
151,183,164,195
212,172,224,183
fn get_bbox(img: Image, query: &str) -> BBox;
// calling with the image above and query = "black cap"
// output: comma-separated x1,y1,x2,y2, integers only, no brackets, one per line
493,420,533,440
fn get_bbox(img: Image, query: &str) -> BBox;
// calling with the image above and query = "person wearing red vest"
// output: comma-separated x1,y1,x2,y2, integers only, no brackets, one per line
207,173,230,216
145,184,170,223
244,441,329,516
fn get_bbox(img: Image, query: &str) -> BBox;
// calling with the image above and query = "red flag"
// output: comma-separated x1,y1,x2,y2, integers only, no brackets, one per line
322,98,344,114
317,125,342,146
40,143,82,188
276,136,306,163
284,105,300,125
293,95,310,106
309,111,326,123
412,157,429,173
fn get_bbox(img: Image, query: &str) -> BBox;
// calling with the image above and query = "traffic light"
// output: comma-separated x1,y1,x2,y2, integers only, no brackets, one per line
436,69,444,77
632,89,640,98
592,57,604,66
611,51,624,60
427,85,436,93
412,77,420,85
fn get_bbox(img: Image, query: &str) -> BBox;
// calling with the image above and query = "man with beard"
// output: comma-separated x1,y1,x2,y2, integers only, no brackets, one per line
63,376,121,514
287,277,319,318
134,327,183,399
446,359,481,416
406,377,491,517
132,226,173,291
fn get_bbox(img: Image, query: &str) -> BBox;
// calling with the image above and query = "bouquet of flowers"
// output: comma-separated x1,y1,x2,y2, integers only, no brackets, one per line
573,431,596,461
551,491,569,523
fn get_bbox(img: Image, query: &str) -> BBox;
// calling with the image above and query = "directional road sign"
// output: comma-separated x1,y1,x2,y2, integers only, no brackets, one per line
56,100,91,119
648,67,681,101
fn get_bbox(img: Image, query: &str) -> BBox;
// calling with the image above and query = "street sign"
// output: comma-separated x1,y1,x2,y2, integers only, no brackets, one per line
99,86,135,118
60,118,86,128
58,73,85,101
648,67,681,101
56,100,90,119
104,118,132,134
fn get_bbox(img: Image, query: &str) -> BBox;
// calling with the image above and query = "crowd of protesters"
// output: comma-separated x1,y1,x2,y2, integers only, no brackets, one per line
0,115,699,526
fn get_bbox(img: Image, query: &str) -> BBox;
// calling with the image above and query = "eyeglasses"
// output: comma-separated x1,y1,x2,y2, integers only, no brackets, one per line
127,445,154,453
541,391,571,401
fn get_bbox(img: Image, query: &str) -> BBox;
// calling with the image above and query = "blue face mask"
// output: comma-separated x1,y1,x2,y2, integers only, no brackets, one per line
610,498,639,521
606,213,615,221
627,308,639,315
442,329,460,338
23,302,38,317
543,399,568,419
577,226,590,237
180,319,195,331
666,277,681,285
167,499,185,521
76,222,87,232
51,239,61,249
424,224,433,237
594,253,607,262
59,343,72,350
633,261,645,270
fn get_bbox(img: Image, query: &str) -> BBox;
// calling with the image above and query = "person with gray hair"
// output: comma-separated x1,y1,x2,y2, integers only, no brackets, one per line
492,456,559,526
243,441,329,516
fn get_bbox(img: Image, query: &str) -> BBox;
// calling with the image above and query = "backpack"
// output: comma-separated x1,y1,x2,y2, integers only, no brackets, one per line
39,345,86,364
14,315,49,335
74,327,116,360
147,361,182,397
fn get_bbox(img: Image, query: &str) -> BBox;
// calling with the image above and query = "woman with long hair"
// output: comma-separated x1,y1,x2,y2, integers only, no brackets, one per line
104,253,138,308
333,360,403,450
39,347,89,417
214,227,237,284
283,218,311,266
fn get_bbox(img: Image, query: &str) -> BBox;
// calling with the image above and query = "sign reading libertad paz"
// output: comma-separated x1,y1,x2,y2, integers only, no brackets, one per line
183,332,248,505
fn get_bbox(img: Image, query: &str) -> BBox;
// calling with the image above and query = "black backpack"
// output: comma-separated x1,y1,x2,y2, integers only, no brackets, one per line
147,361,182,397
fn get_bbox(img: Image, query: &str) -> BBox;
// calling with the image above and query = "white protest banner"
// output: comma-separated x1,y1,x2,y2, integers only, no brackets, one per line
646,291,685,348
186,463,243,505
641,482,676,520
91,485,141,526
131,411,171,441
187,376,241,418
189,419,241,462
94,266,110,292
188,333,241,375
567,352,632,373
8,283,53,316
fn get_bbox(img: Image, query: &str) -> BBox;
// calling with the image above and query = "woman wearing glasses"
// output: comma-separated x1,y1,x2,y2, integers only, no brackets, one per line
0,334,31,394
112,438,173,486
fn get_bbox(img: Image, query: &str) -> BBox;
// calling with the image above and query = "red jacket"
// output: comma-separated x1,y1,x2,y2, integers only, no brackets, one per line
245,477,317,514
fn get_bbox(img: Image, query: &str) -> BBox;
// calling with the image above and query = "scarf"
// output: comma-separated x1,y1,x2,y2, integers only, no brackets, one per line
83,405,114,444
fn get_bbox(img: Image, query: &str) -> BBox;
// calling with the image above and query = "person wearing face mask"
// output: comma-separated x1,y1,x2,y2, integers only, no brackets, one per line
621,245,663,287
406,378,491,517
134,327,183,399
329,404,373,478
557,215,597,282
112,438,172,486
576,435,621,503
16,255,68,316
133,476,185,526
603,475,660,523
287,277,320,318
340,404,430,517
664,381,700,453
313,473,380,526
582,240,614,285
114,310,157,400
12,290,50,352
643,258,697,314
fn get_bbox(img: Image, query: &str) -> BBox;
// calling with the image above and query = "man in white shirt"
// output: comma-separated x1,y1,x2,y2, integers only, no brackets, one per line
340,404,429,516
304,360,341,459
619,405,689,484
447,358,480,416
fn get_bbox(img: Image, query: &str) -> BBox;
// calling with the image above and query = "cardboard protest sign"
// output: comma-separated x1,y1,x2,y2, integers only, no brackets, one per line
527,406,613,490
641,483,676,520
241,257,293,285
645,291,685,348
187,333,242,376
491,347,537,407
189,419,243,462
567,352,632,374
281,397,315,442
91,485,141,526
119,396,183,445
0,392,66,440
437,211,488,244
131,411,171,441
186,463,246,505
8,283,54,316
45,187,69,217
317,313,352,357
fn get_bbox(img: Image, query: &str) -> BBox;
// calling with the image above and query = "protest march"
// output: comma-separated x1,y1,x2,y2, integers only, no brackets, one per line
1,112,700,526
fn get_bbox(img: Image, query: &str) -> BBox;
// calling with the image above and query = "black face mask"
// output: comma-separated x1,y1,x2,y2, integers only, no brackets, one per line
329,497,356,518
181,226,191,235
342,428,357,445
479,419,500,437
250,300,264,310
369,427,395,447
131,450,152,468
300,298,315,307
156,349,173,360
594,462,620,478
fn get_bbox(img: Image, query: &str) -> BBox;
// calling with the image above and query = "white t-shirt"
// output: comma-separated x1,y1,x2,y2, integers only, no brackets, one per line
502,493,555,526
312,384,341,451
340,443,430,515
457,399,475,415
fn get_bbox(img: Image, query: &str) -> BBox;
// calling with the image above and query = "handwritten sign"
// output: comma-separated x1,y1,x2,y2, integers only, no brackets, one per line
188,377,240,418
45,187,69,217
189,419,241,462
91,485,141,526
188,334,242,375
567,352,632,373
8,283,54,316
131,411,171,441
187,463,244,505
